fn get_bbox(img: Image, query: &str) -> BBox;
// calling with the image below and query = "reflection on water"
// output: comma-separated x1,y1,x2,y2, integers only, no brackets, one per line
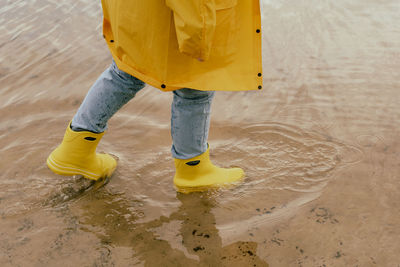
75,191,268,266
1,0,400,266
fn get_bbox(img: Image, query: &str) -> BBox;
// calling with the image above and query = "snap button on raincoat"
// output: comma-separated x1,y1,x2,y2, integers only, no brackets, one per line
101,0,262,92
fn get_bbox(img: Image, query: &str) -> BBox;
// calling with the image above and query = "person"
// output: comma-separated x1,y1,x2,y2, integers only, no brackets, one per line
47,0,263,192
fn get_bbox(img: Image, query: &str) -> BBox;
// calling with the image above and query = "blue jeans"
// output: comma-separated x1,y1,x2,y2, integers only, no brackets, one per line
71,61,214,159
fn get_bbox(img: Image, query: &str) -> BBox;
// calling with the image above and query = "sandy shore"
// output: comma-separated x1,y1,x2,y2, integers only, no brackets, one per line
0,0,399,266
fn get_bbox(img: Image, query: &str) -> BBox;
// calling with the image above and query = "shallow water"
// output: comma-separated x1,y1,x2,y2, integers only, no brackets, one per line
1,0,399,266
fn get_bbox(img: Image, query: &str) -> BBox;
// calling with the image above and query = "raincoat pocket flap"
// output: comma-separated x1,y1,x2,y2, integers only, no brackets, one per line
215,0,237,10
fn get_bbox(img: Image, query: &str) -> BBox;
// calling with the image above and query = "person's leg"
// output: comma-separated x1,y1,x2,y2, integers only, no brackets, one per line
171,88,244,192
71,61,146,133
171,88,215,159
47,61,146,180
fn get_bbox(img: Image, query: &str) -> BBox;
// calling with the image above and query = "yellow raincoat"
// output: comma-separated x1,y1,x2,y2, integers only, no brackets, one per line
101,0,262,92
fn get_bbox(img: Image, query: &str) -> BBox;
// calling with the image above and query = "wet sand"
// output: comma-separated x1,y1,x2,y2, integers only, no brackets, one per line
1,0,400,266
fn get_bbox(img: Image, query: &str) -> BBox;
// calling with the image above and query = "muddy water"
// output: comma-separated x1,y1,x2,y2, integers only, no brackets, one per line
1,0,399,266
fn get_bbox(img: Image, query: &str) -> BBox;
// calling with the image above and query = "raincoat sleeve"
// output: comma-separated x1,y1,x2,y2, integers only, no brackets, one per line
165,0,216,61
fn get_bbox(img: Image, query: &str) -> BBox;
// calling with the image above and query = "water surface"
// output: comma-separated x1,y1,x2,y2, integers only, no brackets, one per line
1,0,399,266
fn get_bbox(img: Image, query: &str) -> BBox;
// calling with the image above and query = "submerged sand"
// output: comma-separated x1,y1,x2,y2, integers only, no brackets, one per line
0,0,399,266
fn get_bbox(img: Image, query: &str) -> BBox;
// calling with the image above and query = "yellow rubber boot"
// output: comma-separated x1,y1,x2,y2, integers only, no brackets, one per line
173,147,244,193
47,124,117,180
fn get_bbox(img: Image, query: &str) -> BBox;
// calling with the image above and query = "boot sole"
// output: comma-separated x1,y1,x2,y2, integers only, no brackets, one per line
47,155,114,181
174,173,245,194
